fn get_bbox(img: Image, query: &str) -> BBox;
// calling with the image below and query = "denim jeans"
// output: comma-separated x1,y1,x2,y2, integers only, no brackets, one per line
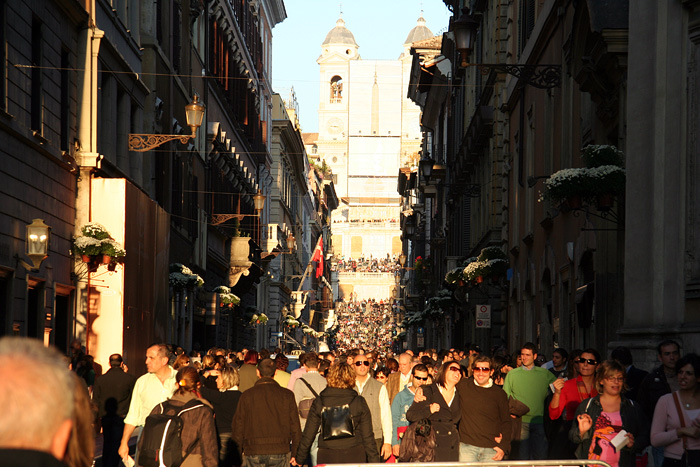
243,452,291,467
512,422,547,460
459,443,496,462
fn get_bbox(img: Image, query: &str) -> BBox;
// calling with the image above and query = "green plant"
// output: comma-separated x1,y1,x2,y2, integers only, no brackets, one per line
542,168,593,204
214,285,240,306
80,223,111,240
169,263,204,289
581,144,624,168
588,165,626,196
101,239,126,257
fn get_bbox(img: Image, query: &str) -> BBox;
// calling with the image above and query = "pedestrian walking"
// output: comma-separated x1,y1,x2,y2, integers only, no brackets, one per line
118,344,178,460
503,342,556,460
292,363,379,465
651,353,700,466
570,360,649,467
138,366,218,467
231,358,301,467
93,353,136,467
456,356,511,462
406,360,462,461
200,366,242,467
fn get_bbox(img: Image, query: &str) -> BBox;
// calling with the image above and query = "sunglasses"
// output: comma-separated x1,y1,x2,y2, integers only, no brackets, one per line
413,376,429,381
448,366,461,372
473,367,491,373
577,358,598,365
354,361,370,366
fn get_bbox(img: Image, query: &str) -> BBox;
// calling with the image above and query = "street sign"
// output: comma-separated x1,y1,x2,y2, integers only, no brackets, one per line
270,336,278,346
475,304,491,328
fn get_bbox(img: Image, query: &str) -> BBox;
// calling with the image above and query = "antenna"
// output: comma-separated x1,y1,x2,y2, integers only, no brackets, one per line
339,1,343,17
420,0,424,17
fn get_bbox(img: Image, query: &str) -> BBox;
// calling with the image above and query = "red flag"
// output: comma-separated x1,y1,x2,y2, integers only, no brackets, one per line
311,237,323,278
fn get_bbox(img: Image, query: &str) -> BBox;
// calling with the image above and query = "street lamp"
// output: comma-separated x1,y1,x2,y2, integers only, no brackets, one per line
452,8,480,67
398,253,407,268
419,157,434,182
129,94,206,152
211,191,266,226
17,219,51,270
253,190,266,212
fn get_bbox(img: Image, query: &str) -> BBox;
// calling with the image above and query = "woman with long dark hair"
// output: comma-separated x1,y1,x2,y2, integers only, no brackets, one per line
406,360,462,461
651,353,700,467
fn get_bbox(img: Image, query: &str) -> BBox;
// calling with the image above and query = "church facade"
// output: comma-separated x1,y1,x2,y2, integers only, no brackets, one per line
307,17,432,294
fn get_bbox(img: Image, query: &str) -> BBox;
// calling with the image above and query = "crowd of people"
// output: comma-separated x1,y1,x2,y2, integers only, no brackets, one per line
1,337,700,467
334,255,401,274
332,300,398,353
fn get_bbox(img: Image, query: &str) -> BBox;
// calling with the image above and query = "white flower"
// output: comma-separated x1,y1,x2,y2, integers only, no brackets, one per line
74,236,101,249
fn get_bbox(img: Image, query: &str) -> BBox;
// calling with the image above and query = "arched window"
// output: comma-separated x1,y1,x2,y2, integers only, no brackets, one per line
330,76,343,103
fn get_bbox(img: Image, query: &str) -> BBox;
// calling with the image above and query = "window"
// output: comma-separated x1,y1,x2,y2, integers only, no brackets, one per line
31,17,43,133
330,76,343,103
518,0,536,56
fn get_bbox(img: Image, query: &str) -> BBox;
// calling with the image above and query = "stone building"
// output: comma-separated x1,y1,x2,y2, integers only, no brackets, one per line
0,0,287,373
309,16,430,301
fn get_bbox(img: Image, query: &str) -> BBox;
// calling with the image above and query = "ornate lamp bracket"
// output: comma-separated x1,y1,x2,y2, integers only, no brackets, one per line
128,134,194,152
473,64,562,90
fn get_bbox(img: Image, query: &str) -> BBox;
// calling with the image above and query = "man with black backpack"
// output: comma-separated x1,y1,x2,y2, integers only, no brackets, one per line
232,358,301,467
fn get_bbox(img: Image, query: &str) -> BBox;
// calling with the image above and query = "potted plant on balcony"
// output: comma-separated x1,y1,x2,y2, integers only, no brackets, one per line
73,236,103,262
101,238,126,265
230,219,251,262
588,165,626,211
169,263,204,290
581,144,624,168
542,168,592,209
214,285,240,309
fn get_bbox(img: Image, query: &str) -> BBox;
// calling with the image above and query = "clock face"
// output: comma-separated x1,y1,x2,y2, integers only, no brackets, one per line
327,117,343,134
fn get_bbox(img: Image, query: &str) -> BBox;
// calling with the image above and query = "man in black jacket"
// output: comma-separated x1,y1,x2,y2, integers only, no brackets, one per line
232,358,301,467
93,354,136,467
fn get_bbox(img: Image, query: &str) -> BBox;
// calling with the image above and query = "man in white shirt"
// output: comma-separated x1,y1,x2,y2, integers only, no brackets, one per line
354,353,392,460
117,343,178,459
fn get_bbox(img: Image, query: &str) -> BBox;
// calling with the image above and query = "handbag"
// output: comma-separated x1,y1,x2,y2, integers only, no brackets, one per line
297,378,319,419
321,396,355,441
398,419,436,462
671,392,700,467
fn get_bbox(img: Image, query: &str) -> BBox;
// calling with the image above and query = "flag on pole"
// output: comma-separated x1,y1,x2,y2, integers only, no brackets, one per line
311,236,323,278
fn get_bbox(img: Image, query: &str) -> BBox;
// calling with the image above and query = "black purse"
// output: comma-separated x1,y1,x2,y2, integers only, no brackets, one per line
321,396,355,441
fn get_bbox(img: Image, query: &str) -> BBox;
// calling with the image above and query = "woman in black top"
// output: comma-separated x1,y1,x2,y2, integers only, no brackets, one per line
407,360,462,461
200,366,242,467
293,363,380,465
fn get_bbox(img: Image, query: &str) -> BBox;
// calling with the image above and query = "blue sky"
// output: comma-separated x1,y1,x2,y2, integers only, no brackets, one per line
271,0,452,133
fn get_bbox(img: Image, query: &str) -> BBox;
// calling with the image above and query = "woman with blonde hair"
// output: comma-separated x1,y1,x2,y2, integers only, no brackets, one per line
138,366,218,467
201,366,242,466
293,363,379,464
570,360,649,467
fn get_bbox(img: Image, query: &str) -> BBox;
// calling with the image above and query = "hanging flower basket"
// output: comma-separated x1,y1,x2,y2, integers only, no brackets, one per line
169,263,204,289
214,285,240,307
581,144,624,168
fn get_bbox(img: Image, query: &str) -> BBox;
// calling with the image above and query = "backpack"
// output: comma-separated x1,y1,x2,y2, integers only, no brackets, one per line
136,399,204,467
297,378,319,419
398,419,436,462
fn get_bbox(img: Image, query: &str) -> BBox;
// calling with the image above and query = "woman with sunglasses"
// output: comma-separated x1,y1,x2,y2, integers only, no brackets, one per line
406,360,462,461
570,360,649,467
548,349,601,458
650,353,700,467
